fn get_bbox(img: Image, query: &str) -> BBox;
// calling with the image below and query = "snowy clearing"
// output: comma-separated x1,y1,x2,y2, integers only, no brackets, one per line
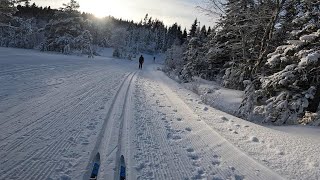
0,48,319,180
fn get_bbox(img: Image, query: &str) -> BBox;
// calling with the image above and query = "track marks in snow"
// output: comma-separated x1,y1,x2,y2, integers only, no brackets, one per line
130,67,284,180
82,71,137,180
130,76,248,180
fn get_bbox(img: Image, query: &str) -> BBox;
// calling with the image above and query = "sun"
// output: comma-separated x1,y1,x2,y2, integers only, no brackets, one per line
93,4,112,18
80,0,117,18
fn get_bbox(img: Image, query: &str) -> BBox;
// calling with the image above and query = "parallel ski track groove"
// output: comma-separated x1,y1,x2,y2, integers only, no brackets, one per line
84,71,136,179
113,71,137,180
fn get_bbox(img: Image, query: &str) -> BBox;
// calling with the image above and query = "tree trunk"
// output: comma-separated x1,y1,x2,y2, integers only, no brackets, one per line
307,86,320,113
253,0,286,74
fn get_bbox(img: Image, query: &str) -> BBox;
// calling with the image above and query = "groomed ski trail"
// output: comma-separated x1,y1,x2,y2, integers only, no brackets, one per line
0,48,299,180
84,71,137,180
126,66,284,180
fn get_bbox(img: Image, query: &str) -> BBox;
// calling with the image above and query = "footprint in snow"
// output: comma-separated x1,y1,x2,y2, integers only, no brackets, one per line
86,124,95,130
135,163,145,171
220,116,228,121
60,175,71,180
186,148,195,153
212,159,221,166
167,133,181,140
192,167,206,179
250,136,259,142
188,154,200,161
276,149,285,155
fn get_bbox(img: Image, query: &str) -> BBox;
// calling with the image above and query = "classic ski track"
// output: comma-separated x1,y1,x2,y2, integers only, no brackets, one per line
147,68,284,180
83,71,137,180
0,70,131,179
113,70,137,180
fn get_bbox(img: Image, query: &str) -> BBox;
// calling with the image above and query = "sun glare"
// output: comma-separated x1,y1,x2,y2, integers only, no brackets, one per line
80,0,125,18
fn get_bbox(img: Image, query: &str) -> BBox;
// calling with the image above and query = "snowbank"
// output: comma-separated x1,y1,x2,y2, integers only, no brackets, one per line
171,76,243,116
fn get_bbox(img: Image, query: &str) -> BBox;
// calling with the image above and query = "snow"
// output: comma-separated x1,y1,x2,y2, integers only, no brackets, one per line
266,54,281,66
299,52,320,67
299,34,318,42
0,47,319,179
182,77,243,115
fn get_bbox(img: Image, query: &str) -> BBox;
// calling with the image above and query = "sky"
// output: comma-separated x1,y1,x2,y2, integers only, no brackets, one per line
32,0,218,29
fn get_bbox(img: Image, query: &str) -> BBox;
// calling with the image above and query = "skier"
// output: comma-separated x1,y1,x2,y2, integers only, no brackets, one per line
153,56,156,63
139,55,144,69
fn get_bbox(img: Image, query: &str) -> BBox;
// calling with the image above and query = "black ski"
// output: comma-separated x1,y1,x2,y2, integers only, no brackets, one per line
90,153,101,180
120,155,126,180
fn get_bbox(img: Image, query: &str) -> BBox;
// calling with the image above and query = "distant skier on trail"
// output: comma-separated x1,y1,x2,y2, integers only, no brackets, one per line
139,55,144,69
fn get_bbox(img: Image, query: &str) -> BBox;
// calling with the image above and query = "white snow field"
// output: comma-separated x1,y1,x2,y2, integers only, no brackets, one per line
0,47,319,180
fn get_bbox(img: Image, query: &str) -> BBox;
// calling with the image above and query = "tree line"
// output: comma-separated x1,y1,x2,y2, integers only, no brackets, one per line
1,0,210,58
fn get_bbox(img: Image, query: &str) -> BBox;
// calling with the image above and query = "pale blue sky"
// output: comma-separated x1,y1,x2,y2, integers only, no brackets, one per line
32,0,217,28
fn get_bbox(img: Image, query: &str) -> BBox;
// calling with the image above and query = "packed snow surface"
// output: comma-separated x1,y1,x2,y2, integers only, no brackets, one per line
0,48,319,180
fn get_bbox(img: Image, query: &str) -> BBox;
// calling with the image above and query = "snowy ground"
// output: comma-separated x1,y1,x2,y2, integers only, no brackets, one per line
182,77,243,115
0,47,319,180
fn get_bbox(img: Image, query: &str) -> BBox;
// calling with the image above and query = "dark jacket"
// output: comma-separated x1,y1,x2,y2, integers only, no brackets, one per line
139,56,144,63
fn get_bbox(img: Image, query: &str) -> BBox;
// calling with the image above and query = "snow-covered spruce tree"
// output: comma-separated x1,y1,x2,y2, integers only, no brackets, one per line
9,17,37,48
220,0,283,90
121,17,170,56
0,0,32,47
164,44,186,78
0,0,16,47
242,0,320,125
179,20,209,82
75,30,93,57
0,0,18,23
110,27,129,58
42,0,93,55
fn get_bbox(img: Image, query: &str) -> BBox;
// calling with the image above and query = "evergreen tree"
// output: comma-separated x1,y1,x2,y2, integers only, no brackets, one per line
240,0,320,125
182,28,187,42
42,0,93,55
189,19,198,38
200,25,207,39
0,0,19,23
